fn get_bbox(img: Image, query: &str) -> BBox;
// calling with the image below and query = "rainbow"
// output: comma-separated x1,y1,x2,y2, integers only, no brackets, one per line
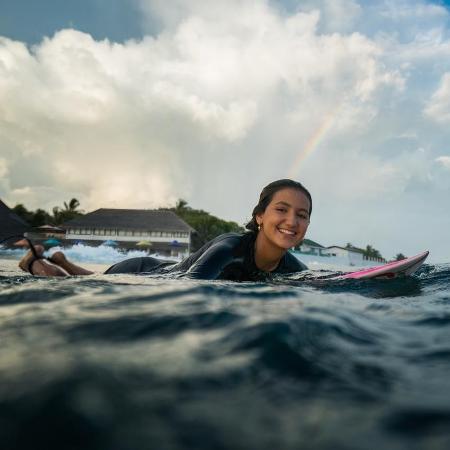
287,106,340,178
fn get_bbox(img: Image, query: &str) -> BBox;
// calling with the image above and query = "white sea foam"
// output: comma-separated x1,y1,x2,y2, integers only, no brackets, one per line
0,243,182,265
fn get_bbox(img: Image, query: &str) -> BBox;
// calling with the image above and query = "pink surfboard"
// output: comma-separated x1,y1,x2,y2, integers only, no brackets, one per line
335,251,429,280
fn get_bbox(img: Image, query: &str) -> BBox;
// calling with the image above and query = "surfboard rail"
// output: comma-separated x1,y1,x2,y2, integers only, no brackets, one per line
336,251,429,280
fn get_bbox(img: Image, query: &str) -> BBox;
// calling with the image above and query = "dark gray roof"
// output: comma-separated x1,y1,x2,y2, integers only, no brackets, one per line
327,245,365,254
302,238,325,248
0,199,30,241
64,209,195,232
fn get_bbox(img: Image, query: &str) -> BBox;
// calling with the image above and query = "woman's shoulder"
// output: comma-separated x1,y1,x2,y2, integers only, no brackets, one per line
204,231,255,249
277,251,308,273
209,232,245,245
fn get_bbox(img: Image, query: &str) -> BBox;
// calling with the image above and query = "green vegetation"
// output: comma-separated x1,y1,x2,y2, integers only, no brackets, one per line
363,244,383,260
12,198,84,227
169,199,244,252
52,199,84,225
346,242,384,260
12,198,242,250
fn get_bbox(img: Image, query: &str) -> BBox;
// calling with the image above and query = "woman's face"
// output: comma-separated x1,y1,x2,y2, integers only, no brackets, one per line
256,188,310,251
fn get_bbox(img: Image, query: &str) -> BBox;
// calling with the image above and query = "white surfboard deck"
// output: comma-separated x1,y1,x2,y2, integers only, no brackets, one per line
333,251,429,280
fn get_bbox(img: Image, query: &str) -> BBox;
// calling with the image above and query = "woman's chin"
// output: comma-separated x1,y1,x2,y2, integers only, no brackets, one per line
274,239,297,250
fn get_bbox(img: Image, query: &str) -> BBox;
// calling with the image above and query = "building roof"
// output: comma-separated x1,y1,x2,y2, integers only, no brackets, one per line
301,238,325,248
64,209,195,232
0,199,30,241
327,245,365,254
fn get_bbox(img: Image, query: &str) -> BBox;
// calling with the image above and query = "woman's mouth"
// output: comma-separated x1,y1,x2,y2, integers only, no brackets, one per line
277,227,296,236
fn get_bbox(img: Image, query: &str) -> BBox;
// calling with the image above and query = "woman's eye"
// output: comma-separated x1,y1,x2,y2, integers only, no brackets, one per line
276,208,286,213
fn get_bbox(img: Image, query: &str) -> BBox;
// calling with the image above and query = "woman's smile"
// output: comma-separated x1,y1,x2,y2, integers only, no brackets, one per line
277,227,297,236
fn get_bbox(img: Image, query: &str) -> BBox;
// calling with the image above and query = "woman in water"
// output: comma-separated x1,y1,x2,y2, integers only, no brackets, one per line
19,179,311,281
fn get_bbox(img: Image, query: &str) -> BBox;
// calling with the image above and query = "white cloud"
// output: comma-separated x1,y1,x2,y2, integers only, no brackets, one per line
1,0,450,261
0,5,402,213
436,155,450,169
0,158,8,178
424,72,450,123
379,0,447,20
293,0,363,33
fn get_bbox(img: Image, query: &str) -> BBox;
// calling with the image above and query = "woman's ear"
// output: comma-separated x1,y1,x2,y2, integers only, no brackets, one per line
256,214,263,231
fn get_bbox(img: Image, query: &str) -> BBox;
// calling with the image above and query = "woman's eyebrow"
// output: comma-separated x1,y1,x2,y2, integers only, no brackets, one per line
275,201,309,213
274,201,291,207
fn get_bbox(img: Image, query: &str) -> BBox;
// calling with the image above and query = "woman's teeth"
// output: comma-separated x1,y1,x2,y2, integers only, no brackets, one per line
278,228,296,236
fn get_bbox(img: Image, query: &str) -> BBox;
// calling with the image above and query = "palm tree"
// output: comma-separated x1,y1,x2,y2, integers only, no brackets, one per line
64,198,80,213
175,199,189,213
53,198,83,225
364,244,382,259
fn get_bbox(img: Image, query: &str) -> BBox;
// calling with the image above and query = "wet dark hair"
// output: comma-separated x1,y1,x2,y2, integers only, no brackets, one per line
246,179,312,232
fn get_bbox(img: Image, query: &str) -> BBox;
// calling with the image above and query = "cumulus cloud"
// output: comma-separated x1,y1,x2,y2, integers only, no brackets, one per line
291,0,363,33
0,158,8,178
424,72,450,123
436,155,450,169
0,3,402,212
1,0,450,261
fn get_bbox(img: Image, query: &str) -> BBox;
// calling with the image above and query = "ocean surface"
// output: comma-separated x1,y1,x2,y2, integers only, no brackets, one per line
1,246,450,450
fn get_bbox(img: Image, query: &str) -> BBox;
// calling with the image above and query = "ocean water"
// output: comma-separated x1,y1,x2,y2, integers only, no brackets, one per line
1,249,450,450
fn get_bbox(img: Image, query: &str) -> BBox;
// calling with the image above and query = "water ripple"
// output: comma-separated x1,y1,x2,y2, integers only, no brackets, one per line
1,262,450,449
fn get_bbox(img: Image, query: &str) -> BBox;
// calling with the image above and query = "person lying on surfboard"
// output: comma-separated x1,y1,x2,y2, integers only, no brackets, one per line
17,179,312,281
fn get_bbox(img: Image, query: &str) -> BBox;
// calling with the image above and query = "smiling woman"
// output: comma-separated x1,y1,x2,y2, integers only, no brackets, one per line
251,181,311,272
18,180,311,281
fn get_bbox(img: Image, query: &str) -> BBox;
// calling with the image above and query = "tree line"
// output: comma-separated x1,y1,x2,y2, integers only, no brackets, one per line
12,198,243,252
12,199,84,227
168,199,243,251
345,243,405,262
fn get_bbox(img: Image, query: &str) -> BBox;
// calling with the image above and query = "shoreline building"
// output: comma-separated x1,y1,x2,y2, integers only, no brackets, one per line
295,239,330,257
291,239,386,268
0,200,30,243
64,209,195,257
326,245,385,265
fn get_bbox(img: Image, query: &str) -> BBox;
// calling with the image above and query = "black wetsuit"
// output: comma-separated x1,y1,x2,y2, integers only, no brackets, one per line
105,232,308,281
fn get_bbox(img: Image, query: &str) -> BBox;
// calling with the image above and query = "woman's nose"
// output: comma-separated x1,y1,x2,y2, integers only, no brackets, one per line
285,212,297,226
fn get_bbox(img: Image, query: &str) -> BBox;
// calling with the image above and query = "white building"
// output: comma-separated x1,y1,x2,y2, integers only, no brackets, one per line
64,209,195,256
295,239,330,256
326,245,384,265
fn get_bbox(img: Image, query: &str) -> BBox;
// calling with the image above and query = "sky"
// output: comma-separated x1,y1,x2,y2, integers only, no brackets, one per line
1,0,450,263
